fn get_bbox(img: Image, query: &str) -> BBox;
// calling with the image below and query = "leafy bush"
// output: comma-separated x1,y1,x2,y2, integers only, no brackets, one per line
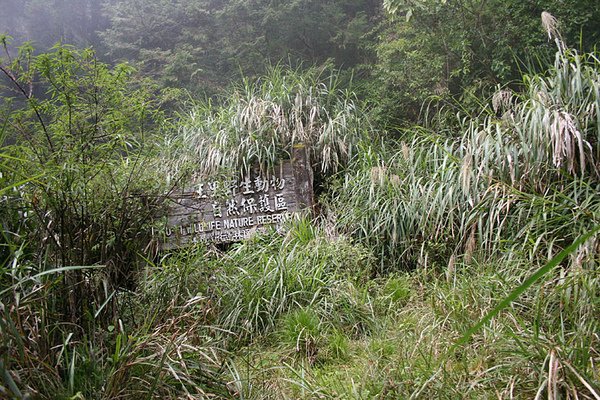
1,43,169,285
0,43,174,398
373,0,600,126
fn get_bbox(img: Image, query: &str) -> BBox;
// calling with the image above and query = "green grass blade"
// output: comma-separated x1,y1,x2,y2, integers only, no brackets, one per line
0,265,105,296
0,359,23,399
0,173,44,195
452,225,600,349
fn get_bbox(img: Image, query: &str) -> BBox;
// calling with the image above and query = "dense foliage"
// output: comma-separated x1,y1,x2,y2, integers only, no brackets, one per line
101,0,379,97
167,66,368,183
0,43,175,398
1,42,167,279
4,0,599,121
373,0,600,125
1,2,599,399
332,46,600,270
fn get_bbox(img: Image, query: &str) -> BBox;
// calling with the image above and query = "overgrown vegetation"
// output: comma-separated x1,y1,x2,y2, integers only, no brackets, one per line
0,43,177,398
2,5,599,400
331,44,600,271
168,66,368,182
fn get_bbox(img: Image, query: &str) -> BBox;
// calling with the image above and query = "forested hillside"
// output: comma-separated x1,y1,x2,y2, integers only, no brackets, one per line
1,1,599,398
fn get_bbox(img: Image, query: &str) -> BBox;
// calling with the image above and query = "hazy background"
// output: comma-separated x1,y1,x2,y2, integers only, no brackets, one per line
1,0,599,120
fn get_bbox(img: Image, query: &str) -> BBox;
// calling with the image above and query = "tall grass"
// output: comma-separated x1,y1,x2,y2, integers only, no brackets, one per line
209,219,373,343
330,43,600,271
165,66,369,181
226,256,599,399
0,245,231,398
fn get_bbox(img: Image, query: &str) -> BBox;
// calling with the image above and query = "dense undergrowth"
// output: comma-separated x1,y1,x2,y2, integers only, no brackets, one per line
331,47,600,273
6,221,595,398
2,24,600,400
222,233,598,398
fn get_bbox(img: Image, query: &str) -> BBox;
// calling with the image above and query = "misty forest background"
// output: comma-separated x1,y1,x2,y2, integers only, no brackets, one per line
1,0,600,398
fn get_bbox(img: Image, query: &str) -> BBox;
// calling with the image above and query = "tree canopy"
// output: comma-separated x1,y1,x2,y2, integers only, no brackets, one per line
101,0,380,96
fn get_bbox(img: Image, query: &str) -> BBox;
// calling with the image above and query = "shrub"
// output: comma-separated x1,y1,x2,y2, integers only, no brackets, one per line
1,43,169,288
0,42,173,398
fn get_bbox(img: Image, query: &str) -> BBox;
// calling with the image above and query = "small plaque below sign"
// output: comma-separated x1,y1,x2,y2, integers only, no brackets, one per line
155,145,313,249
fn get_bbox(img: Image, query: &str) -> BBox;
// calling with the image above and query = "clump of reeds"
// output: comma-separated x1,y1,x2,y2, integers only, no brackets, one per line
331,16,600,270
165,66,369,180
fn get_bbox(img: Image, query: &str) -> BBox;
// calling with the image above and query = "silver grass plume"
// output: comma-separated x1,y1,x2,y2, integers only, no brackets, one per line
541,11,565,54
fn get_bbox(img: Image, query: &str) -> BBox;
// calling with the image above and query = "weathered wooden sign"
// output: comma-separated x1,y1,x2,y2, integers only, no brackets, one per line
155,145,313,249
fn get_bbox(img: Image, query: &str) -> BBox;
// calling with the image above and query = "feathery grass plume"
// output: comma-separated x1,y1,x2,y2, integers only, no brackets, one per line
166,66,369,183
491,88,515,114
541,11,560,41
542,11,567,56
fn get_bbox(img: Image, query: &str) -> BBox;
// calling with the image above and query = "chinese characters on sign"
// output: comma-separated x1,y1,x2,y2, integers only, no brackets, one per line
155,145,314,249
